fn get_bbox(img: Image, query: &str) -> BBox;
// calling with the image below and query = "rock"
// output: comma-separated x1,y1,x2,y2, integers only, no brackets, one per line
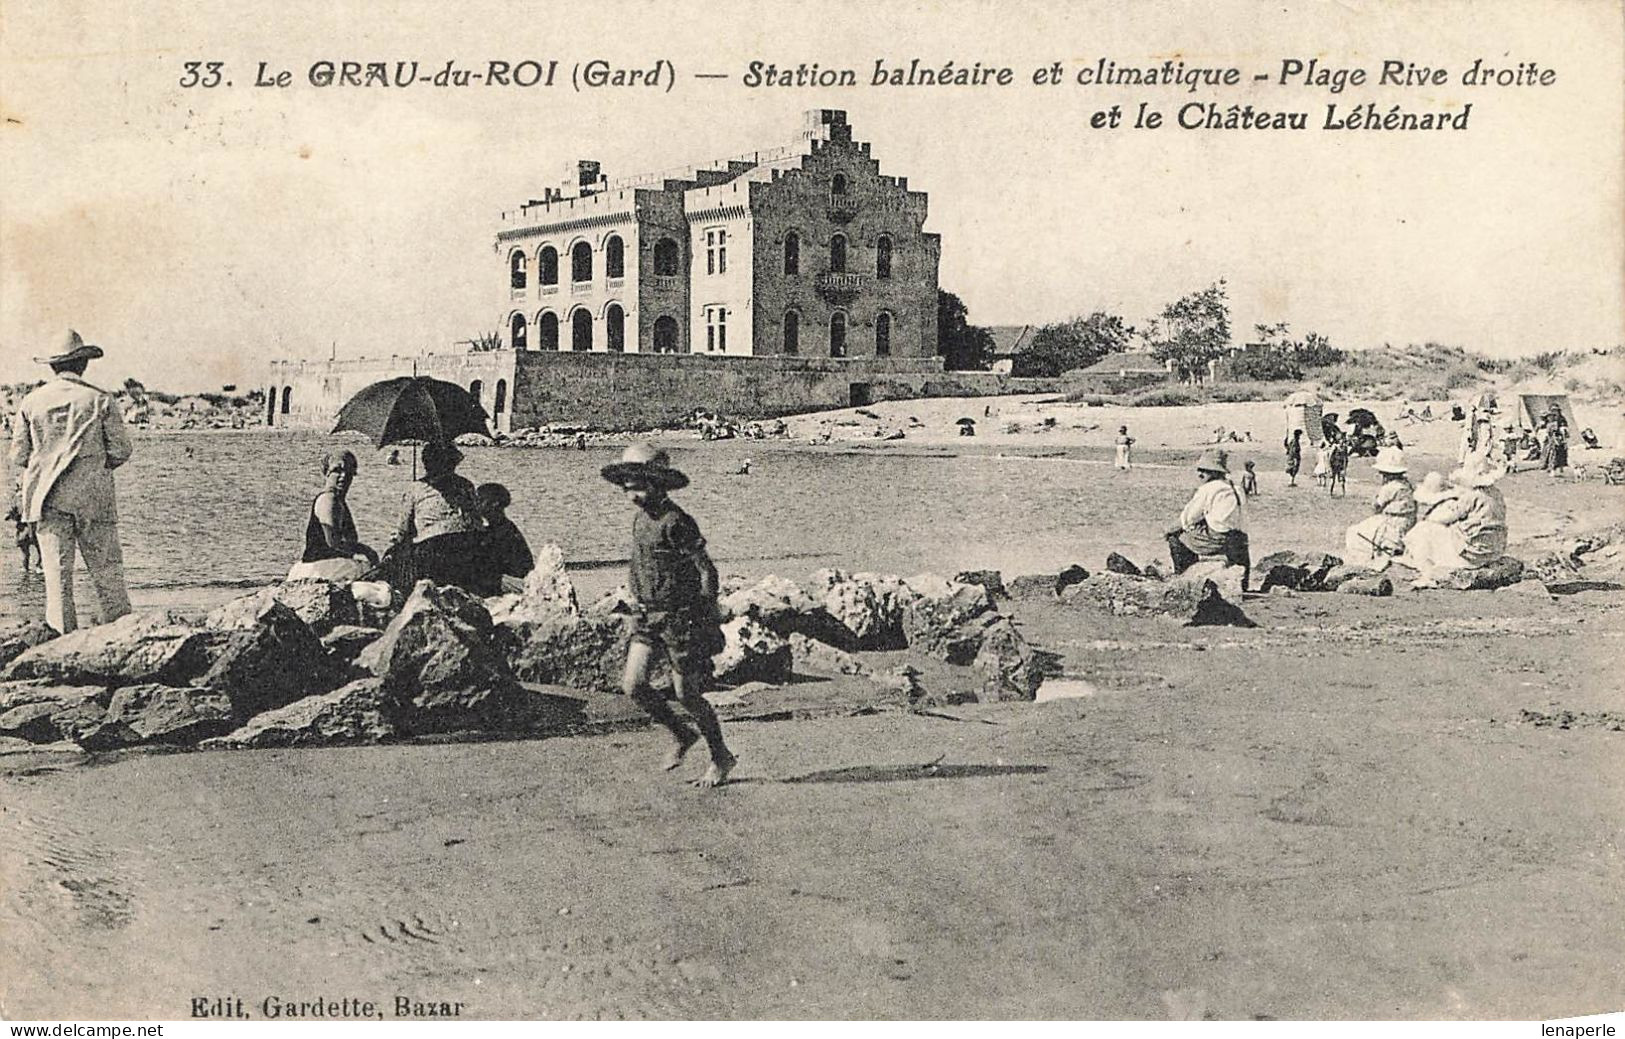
1061,571,1255,627
808,570,914,650
711,617,792,685
358,581,525,734
95,683,236,747
584,584,635,619
1256,551,1341,591
973,617,1056,702
1141,562,1167,581
1441,555,1527,591
953,570,1008,599
787,633,872,677
1523,551,1583,587
1335,576,1394,597
206,581,358,637
453,433,495,448
1504,578,1557,600
193,600,335,719
1322,565,1380,591
505,613,629,694
320,625,384,674
720,575,850,645
0,682,111,743
1055,565,1091,594
901,582,998,664
1104,552,1143,577
1007,573,1062,601
486,544,580,625
1173,562,1247,602
202,678,397,749
0,620,57,672
2,610,210,687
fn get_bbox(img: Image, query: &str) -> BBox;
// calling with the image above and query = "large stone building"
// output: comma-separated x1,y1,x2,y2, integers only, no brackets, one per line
497,109,939,361
269,110,957,431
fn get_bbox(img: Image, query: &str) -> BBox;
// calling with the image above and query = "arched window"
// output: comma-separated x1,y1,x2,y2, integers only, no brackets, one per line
830,312,847,358
281,386,292,415
509,250,527,290
605,235,625,279
653,315,679,353
832,173,848,195
783,310,800,354
876,236,893,279
493,379,507,415
571,241,593,283
266,387,278,426
469,379,483,405
536,311,559,351
830,234,847,274
875,312,892,356
572,308,593,351
510,312,527,351
784,232,800,275
606,304,625,352
653,238,680,276
538,246,559,286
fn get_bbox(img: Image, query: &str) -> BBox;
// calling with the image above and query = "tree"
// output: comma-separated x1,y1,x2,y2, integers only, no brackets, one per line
936,290,995,371
1149,280,1231,384
1025,311,1134,377
464,331,503,353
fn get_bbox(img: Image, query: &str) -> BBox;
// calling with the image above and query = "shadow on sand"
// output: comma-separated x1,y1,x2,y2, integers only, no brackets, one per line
779,761,1049,785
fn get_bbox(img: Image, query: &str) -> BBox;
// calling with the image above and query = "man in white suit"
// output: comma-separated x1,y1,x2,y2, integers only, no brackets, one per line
9,331,134,633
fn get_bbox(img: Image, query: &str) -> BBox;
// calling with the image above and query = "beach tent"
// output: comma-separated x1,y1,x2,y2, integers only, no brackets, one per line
1283,389,1323,437
1512,390,1577,432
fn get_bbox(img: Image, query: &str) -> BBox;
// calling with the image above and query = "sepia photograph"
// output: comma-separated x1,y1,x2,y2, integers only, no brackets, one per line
2,0,1622,1024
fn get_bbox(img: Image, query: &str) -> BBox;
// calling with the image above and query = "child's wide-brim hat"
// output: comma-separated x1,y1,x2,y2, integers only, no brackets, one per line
1195,447,1229,475
1372,448,1408,475
601,443,689,490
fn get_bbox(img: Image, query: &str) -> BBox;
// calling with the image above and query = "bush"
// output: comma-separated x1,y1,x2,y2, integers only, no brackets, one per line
1130,388,1201,407
1209,384,1269,403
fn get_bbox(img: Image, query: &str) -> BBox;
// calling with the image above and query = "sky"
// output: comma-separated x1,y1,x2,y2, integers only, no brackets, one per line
2,0,1621,391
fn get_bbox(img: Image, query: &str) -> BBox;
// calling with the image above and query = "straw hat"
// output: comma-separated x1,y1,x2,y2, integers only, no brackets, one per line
1450,458,1505,489
1372,448,1408,475
1195,447,1229,475
601,443,689,490
34,330,104,366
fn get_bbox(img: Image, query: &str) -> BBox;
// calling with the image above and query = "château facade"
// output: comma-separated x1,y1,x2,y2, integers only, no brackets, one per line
495,109,940,361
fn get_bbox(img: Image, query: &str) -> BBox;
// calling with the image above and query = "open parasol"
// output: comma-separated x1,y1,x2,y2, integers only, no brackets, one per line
331,376,490,447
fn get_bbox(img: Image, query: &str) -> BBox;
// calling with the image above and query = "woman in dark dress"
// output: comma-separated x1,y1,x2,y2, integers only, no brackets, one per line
288,450,378,581
382,440,486,593
1284,428,1304,486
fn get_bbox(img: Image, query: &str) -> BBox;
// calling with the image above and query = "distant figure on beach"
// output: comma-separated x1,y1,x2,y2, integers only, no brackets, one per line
288,450,378,582
1344,449,1416,568
472,482,534,596
575,432,588,451
1500,424,1521,466
1539,405,1569,472
8,500,39,574
1284,428,1303,487
9,332,133,634
386,448,402,466
1580,427,1601,450
1165,448,1250,590
1114,426,1134,470
602,444,736,789
383,439,485,594
1327,439,1350,496
732,458,753,476
1240,460,1259,497
1312,439,1332,488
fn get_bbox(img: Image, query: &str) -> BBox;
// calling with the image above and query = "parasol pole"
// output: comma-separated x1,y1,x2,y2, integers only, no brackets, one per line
411,360,419,480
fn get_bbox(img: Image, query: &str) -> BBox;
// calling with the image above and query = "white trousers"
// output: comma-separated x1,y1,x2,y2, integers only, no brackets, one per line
35,507,132,634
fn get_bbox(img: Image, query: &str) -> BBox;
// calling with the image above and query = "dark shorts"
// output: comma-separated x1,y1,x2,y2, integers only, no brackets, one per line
630,605,724,676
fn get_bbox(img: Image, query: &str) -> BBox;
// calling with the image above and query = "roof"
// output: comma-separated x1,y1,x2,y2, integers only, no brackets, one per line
1075,351,1168,375
986,325,1037,357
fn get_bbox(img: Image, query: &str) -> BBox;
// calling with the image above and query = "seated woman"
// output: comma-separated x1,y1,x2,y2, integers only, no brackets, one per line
382,440,486,594
1343,449,1416,567
469,482,535,596
1165,448,1250,588
1396,458,1508,585
288,451,378,582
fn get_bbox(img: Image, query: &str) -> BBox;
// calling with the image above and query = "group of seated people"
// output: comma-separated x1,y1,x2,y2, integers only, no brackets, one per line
290,441,535,598
1342,449,1509,585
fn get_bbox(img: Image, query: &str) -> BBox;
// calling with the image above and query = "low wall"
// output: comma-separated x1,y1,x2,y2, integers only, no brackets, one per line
268,351,1062,432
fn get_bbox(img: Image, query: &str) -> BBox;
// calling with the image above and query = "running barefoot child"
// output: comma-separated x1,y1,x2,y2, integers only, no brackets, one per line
602,444,737,788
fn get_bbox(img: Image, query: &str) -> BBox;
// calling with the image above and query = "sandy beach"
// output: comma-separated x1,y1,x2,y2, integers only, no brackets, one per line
3,395,1623,1021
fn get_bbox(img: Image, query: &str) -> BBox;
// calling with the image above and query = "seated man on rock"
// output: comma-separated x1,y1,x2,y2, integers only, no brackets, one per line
1166,448,1250,590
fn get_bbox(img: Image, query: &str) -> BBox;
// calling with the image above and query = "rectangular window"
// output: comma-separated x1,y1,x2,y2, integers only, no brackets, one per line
705,227,727,275
718,308,727,350
705,306,727,353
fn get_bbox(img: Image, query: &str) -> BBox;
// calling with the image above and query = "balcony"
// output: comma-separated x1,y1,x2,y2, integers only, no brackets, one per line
509,285,527,301
650,274,682,292
570,280,593,296
828,195,860,222
606,277,626,293
817,272,864,303
539,282,560,296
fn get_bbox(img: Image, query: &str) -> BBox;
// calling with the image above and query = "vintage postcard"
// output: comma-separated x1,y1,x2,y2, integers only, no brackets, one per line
2,0,1622,1024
